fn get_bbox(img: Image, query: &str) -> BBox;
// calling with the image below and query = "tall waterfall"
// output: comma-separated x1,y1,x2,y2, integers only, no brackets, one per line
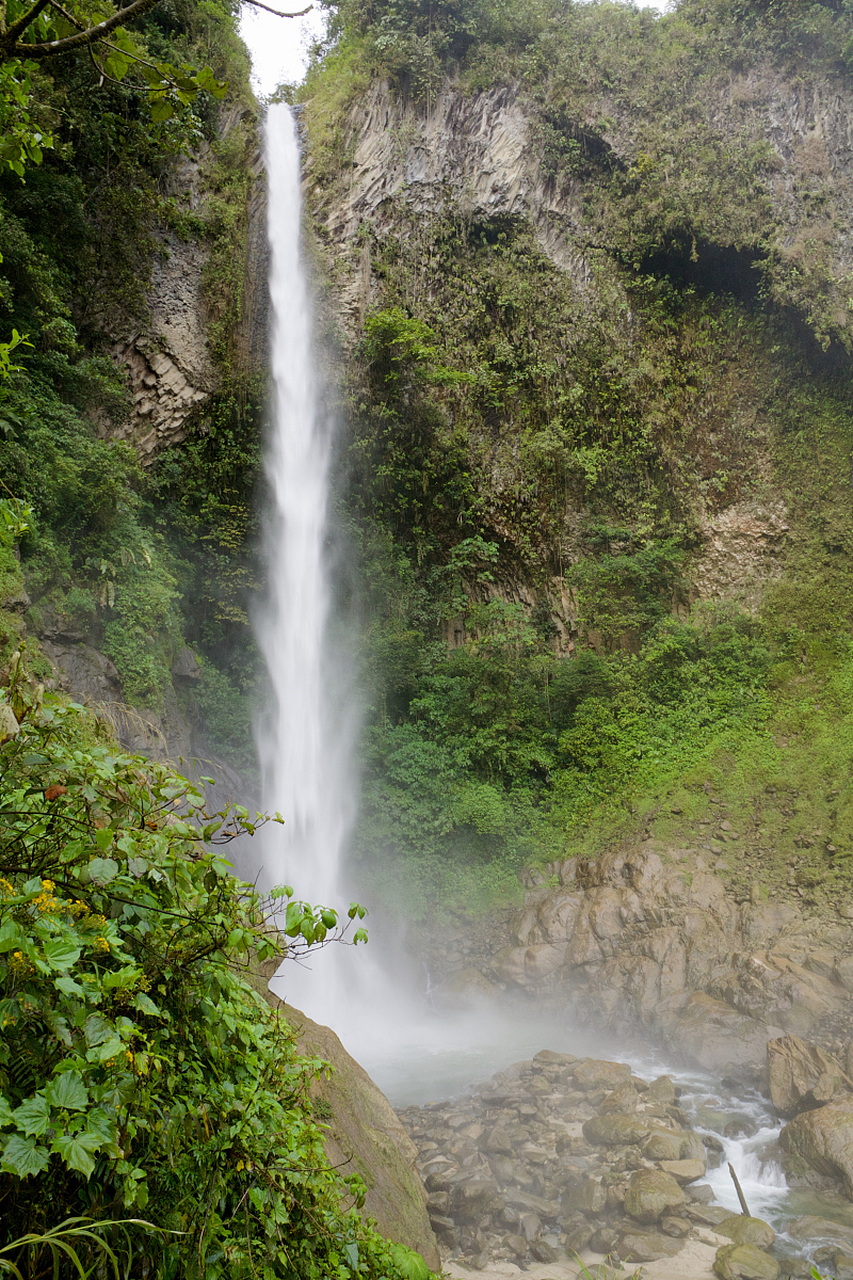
255,103,356,1020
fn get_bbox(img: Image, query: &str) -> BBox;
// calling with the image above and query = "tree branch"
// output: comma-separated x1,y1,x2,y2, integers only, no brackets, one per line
8,0,162,60
242,0,312,17
1,0,53,50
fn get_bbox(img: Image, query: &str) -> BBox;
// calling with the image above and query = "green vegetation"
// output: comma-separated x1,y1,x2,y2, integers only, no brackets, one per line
0,652,420,1279
0,0,263,765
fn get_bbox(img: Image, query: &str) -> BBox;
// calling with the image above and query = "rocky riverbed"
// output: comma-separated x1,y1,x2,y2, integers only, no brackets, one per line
397,1045,853,1280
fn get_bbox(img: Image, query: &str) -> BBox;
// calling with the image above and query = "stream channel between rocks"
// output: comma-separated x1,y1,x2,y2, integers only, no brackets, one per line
345,1006,853,1280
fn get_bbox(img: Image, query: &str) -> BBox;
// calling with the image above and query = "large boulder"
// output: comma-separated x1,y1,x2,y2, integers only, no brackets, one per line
270,1000,440,1270
623,1169,687,1223
714,1243,781,1279
766,1034,848,1117
618,1229,684,1262
717,1216,776,1248
582,1113,651,1146
780,1097,853,1196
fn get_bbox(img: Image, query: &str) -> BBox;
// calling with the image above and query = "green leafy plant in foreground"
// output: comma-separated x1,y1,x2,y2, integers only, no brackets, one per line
0,650,414,1280
0,1216,166,1278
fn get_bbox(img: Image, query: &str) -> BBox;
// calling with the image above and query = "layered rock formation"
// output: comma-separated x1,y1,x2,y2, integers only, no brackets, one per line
425,842,853,1075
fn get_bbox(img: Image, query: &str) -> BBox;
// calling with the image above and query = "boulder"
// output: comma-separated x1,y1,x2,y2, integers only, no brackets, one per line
767,1034,849,1117
644,1128,688,1161
659,1158,707,1184
583,1113,650,1146
619,1229,685,1262
670,992,785,1072
563,1177,607,1215
624,1169,687,1223
573,1058,633,1091
780,1097,853,1196
270,1001,440,1270
452,1177,500,1222
713,1243,781,1279
717,1216,776,1248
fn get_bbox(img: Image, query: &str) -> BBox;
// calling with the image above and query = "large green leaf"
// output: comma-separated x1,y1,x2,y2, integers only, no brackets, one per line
85,856,119,885
84,1014,112,1046
0,918,22,952
45,1072,89,1112
52,1131,101,1178
1,1134,50,1178
43,936,82,970
12,1092,50,1137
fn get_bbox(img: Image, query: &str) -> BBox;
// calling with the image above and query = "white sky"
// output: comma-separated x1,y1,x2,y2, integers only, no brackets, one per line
239,0,672,97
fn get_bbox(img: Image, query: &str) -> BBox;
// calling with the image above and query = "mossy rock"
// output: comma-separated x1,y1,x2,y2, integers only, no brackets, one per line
623,1169,687,1223
713,1242,781,1280
718,1216,776,1249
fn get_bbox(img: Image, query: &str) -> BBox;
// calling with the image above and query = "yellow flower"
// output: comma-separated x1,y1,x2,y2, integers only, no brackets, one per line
8,950,34,977
0,878,16,898
94,936,111,954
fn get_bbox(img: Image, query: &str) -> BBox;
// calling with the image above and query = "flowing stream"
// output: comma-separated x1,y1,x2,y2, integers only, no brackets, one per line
255,103,853,1273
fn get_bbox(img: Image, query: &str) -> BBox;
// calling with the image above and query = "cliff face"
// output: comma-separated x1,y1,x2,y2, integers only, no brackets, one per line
292,1,853,916
308,61,853,621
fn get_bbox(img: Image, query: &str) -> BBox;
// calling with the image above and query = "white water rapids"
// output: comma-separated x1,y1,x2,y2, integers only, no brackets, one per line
252,100,853,1273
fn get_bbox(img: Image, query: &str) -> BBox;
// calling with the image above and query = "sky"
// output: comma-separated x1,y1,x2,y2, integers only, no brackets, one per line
238,0,672,97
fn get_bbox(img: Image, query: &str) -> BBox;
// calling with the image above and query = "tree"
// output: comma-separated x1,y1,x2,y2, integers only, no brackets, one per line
0,0,310,174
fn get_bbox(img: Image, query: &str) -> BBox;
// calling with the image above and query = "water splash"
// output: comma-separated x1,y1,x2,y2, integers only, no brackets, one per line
255,102,356,1018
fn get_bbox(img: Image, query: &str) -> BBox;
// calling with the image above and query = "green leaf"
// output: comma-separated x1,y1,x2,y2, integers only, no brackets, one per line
54,973,84,997
0,918,22,951
43,937,82,971
132,992,161,1017
388,1244,430,1280
95,1035,123,1063
0,1095,13,1126
12,1093,49,1137
149,96,174,123
84,1014,113,1047
94,828,113,852
85,856,119,885
45,1072,88,1112
1,1134,50,1178
52,1130,101,1178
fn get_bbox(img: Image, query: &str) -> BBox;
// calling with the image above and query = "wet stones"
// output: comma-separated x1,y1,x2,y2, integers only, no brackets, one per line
397,1052,729,1273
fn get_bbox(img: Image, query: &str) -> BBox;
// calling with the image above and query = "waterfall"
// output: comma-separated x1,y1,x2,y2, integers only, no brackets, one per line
255,103,356,1020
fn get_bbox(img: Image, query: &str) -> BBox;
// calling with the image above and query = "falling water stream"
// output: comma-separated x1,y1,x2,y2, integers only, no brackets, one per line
255,102,359,1023
255,103,853,1272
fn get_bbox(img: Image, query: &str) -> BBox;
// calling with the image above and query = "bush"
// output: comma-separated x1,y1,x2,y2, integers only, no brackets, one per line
0,658,416,1280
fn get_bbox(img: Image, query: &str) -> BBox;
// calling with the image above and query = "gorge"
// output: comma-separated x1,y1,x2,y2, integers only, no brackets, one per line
7,0,853,1277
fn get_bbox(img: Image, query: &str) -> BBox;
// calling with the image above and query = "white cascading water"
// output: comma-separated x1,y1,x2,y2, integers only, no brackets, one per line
255,102,357,1022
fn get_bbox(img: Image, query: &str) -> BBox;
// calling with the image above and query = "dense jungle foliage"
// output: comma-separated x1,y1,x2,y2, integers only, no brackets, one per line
0,650,422,1279
0,0,264,772
285,0,853,914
